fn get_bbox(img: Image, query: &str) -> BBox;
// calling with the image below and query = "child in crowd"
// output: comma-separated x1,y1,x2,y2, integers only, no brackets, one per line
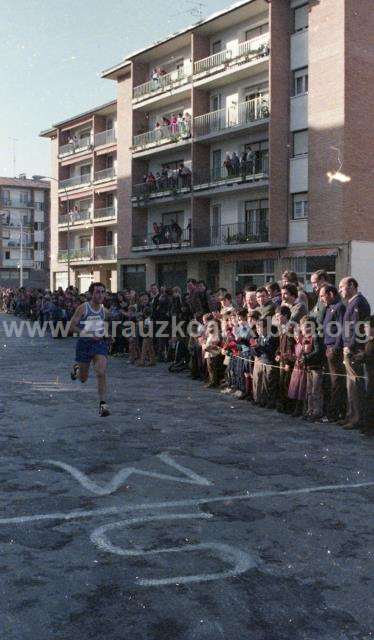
288,324,307,417
203,318,223,387
250,317,278,408
138,308,156,366
275,305,296,414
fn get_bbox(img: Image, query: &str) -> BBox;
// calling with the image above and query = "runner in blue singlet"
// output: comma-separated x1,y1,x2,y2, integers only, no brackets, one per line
69,282,110,417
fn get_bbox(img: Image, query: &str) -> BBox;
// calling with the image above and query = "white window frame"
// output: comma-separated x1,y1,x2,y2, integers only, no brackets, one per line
292,193,309,220
293,67,308,96
293,130,308,156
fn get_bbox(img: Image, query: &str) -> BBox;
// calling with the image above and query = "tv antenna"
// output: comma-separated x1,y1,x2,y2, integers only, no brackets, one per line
9,137,19,177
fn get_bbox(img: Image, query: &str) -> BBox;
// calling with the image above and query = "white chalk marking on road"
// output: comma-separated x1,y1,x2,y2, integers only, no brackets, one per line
0,506,118,526
90,512,257,586
45,453,212,496
0,480,373,526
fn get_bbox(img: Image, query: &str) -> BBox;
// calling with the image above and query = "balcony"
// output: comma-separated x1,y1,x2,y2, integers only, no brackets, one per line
93,245,116,261
194,96,269,139
193,34,270,80
132,174,192,204
58,137,92,158
133,64,192,103
194,154,268,194
206,222,269,247
0,198,33,208
132,120,191,152
93,206,116,220
94,129,116,147
58,210,91,226
58,248,91,263
59,174,91,190
132,227,191,252
94,167,116,183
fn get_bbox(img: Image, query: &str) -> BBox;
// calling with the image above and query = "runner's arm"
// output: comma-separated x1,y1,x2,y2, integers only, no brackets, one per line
68,304,85,336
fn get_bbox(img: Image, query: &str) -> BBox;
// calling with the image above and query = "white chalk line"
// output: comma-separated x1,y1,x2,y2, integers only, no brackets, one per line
1,480,373,526
90,512,257,586
45,452,213,496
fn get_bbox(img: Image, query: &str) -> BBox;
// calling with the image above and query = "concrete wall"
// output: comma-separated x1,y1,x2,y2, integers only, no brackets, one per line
350,241,374,307
117,71,133,260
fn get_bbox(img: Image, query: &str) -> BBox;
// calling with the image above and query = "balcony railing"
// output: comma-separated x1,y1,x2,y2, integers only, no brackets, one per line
58,210,91,225
58,248,91,262
59,174,91,189
94,206,116,219
194,34,270,77
0,198,33,208
58,137,92,157
194,96,269,138
94,167,116,182
93,245,116,260
94,129,116,147
132,120,191,150
194,153,269,191
132,174,192,202
133,64,192,102
132,226,191,252
208,221,269,247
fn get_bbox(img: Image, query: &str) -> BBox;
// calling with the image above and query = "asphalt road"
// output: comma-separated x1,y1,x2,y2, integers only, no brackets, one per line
0,313,373,640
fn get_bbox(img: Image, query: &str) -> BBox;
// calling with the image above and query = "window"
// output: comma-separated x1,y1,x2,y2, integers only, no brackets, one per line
210,94,221,112
293,130,308,156
80,165,91,177
292,193,309,219
122,264,146,291
212,149,222,179
211,204,221,244
212,40,222,54
79,128,91,141
79,236,91,250
245,23,269,41
106,230,113,246
106,193,114,207
293,68,308,95
236,259,274,289
290,256,336,290
244,199,269,240
162,211,184,227
106,155,113,169
5,251,10,260
294,4,309,32
161,159,184,172
244,139,269,173
106,117,114,130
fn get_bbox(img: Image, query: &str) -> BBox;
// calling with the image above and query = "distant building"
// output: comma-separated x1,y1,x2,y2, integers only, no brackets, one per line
40,100,118,292
0,175,50,288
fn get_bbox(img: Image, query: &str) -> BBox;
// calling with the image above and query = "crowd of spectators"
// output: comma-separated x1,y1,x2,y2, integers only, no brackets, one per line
1,268,373,435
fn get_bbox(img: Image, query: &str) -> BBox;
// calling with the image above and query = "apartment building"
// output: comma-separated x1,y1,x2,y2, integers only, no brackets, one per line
40,101,118,292
42,0,374,300
0,175,50,288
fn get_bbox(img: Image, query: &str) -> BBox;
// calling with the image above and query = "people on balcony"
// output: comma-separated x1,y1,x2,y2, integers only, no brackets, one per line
139,163,191,198
222,148,262,179
151,219,184,246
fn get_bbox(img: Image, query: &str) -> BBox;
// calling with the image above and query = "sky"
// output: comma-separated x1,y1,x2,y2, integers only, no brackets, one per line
0,0,231,179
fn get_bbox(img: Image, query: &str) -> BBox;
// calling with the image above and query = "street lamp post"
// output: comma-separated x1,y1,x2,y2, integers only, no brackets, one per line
19,218,23,287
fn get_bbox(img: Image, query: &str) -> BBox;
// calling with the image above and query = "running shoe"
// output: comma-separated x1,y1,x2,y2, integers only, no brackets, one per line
70,364,79,381
99,402,111,417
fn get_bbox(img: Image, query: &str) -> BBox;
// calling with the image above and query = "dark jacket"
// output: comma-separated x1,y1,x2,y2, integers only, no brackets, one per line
323,298,345,349
342,293,371,351
303,335,325,370
251,335,278,363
